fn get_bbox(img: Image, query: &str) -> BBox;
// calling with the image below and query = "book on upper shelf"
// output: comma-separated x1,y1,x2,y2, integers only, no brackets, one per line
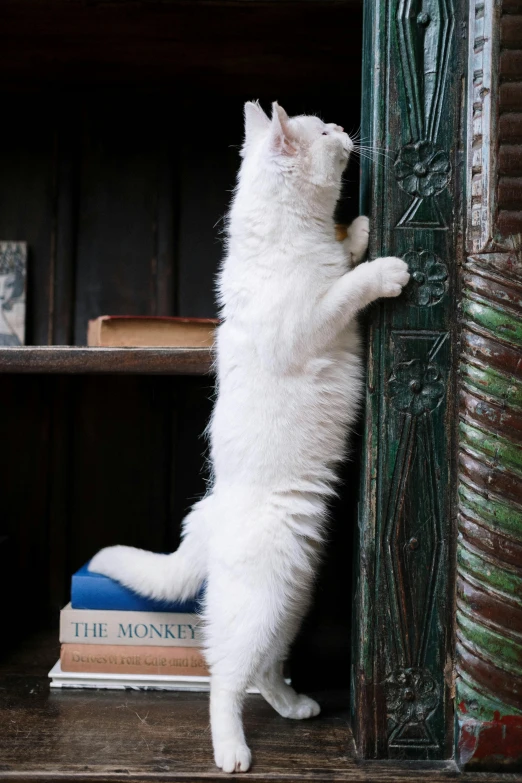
87,315,218,348
72,561,204,612
60,603,202,646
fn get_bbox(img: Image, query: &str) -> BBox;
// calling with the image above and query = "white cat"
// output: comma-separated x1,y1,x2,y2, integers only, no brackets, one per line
89,102,409,772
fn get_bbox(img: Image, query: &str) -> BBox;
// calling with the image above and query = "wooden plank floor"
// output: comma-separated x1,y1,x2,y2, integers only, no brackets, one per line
0,633,519,782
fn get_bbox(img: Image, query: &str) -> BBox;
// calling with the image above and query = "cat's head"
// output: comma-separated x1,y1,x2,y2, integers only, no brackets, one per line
240,101,352,193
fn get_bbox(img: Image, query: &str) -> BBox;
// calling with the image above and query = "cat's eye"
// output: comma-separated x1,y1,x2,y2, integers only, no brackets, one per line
322,131,328,135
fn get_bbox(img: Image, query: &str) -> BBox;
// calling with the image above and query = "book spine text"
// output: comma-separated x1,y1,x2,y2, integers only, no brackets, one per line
60,644,209,676
60,606,201,646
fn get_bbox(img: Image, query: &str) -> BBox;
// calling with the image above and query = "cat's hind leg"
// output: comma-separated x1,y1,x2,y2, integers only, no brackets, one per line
206,563,297,771
205,532,319,771
255,661,320,720
206,599,258,771
205,570,274,772
254,590,320,720
210,676,252,773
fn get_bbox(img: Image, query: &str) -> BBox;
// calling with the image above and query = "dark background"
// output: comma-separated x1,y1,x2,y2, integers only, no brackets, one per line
0,0,363,689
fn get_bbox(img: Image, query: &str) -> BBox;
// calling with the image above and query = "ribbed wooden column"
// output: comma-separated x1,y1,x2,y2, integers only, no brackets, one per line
457,0,522,767
457,250,522,728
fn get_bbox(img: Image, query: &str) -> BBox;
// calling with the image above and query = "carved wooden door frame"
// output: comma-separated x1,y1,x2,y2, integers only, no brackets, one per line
352,0,464,761
353,0,522,767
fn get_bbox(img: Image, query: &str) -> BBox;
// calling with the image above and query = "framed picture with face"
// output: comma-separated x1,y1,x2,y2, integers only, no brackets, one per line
0,242,27,346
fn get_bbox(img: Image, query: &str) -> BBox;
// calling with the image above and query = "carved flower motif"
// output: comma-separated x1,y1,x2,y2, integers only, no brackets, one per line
386,668,439,726
404,251,448,306
389,359,444,415
394,141,451,198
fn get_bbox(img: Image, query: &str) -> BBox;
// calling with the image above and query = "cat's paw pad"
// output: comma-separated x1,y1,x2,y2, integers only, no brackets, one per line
348,215,370,264
88,545,130,579
284,695,321,720
373,256,410,298
214,741,252,773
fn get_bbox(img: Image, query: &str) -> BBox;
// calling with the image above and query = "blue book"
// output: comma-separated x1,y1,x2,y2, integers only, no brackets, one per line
71,562,203,613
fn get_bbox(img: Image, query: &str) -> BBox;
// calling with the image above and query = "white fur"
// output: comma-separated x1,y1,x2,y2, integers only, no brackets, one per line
89,101,409,772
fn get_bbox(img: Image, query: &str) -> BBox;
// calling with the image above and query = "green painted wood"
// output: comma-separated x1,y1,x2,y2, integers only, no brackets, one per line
458,484,522,542
457,543,522,598
457,675,522,721
460,363,522,408
456,2,522,763
457,258,522,770
458,13,522,766
352,0,465,761
459,421,522,476
462,298,522,348
457,610,522,677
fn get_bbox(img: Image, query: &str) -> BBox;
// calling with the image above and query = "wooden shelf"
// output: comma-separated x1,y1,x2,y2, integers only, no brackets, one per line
0,347,213,375
0,632,501,783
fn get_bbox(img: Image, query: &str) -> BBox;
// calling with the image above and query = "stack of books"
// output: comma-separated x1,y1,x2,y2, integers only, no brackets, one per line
49,561,209,691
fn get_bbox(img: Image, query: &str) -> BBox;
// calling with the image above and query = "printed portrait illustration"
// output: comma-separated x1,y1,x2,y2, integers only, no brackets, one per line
0,242,27,346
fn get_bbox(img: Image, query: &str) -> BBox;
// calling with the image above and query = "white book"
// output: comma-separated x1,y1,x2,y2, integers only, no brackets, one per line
48,660,264,694
59,603,202,647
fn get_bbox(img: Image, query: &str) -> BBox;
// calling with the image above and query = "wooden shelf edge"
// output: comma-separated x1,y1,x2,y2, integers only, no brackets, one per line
0,347,214,375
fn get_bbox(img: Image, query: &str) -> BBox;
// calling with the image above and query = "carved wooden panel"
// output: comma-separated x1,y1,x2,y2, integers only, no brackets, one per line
353,0,465,759
456,0,522,769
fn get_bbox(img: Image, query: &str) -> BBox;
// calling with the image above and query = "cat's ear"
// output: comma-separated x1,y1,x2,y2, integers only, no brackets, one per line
269,102,297,157
244,101,270,142
274,103,290,123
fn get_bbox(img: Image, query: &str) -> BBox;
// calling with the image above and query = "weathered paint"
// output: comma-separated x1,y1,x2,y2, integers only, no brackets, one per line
458,714,522,769
457,545,522,599
457,0,522,768
459,484,522,540
457,611,522,676
459,421,522,475
462,299,522,346
459,364,522,410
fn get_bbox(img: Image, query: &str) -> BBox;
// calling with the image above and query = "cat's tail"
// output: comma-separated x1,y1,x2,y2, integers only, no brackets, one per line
87,501,208,603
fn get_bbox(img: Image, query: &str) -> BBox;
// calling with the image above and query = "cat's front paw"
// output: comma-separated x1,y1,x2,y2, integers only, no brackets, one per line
347,215,370,264
371,256,410,298
214,740,252,773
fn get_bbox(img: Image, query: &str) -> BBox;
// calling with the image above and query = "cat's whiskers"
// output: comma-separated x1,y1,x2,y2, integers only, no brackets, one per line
352,143,391,156
349,142,393,169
